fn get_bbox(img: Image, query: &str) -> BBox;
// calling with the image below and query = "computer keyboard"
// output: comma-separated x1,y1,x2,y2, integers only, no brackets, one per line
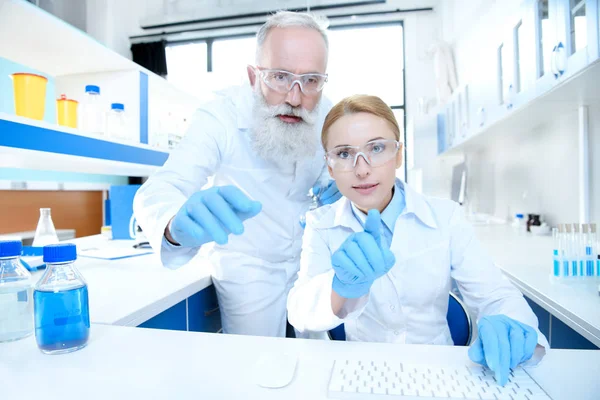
328,359,551,399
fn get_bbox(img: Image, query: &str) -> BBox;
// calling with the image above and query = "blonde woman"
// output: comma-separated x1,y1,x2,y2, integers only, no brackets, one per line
287,95,548,386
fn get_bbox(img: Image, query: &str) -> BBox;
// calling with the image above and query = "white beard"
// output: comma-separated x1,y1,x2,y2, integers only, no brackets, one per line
250,86,320,168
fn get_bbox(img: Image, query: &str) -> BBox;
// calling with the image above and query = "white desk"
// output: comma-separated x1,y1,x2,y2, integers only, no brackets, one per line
475,225,600,347
1,324,598,400
30,235,213,327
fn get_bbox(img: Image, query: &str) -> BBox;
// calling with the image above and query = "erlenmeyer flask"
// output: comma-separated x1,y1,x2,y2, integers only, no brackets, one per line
32,208,59,247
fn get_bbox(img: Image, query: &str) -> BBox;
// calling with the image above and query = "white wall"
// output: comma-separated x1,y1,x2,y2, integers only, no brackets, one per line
417,0,600,225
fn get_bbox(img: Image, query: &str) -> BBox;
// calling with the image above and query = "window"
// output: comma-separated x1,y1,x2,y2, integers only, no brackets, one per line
514,21,523,93
212,36,256,83
165,42,208,95
536,0,552,78
570,0,587,54
326,24,404,106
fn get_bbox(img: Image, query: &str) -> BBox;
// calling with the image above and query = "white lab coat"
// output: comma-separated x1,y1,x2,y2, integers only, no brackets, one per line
288,180,549,352
133,84,332,337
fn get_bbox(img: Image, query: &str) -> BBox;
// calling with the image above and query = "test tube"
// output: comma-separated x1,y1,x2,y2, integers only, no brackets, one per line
582,224,593,277
552,227,560,277
570,223,579,276
590,224,597,277
564,224,572,277
574,223,584,276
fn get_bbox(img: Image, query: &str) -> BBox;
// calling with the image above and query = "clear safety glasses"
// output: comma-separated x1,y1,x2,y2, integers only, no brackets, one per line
325,139,401,172
255,67,328,95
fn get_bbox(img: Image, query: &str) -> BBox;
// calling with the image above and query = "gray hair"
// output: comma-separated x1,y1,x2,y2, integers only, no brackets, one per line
255,11,329,64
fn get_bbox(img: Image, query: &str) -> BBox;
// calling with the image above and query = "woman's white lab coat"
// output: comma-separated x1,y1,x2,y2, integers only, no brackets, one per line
287,180,549,349
133,84,331,336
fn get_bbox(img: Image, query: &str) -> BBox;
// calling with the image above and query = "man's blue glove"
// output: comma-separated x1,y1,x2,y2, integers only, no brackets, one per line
168,186,262,247
331,210,396,298
313,180,341,205
468,315,538,386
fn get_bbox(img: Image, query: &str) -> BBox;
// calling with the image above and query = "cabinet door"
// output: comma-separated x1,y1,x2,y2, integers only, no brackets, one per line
188,285,222,333
554,0,597,78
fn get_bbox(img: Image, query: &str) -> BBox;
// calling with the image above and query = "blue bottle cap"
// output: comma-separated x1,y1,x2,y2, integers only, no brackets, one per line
43,243,77,263
111,103,124,111
516,213,524,218
85,85,100,94
0,240,22,257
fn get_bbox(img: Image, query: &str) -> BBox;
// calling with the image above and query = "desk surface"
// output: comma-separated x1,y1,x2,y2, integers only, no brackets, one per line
1,324,599,400
30,235,213,327
475,225,600,347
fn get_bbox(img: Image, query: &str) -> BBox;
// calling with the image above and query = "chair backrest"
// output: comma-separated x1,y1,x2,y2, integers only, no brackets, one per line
328,291,472,346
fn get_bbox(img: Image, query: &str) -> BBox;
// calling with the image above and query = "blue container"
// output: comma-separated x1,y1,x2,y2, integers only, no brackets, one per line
33,244,90,354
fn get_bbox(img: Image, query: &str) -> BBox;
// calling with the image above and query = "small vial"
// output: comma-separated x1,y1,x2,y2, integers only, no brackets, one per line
552,227,560,277
570,223,579,276
34,244,90,354
574,224,584,276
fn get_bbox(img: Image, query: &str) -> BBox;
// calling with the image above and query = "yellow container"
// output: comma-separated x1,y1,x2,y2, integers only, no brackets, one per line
11,73,48,120
56,94,78,128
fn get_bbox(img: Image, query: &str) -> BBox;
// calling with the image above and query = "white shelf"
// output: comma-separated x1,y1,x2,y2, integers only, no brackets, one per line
440,59,600,156
0,113,169,177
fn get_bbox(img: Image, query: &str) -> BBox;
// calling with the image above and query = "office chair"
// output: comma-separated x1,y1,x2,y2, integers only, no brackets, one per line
328,291,472,346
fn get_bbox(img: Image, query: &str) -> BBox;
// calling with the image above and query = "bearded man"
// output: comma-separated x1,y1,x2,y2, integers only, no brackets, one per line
134,11,340,337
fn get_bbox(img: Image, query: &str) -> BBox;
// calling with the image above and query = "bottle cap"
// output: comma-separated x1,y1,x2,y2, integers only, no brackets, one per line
43,243,77,263
85,85,100,94
0,240,22,257
111,103,124,111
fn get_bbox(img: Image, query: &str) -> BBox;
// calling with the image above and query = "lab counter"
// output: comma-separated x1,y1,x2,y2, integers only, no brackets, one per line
29,228,599,348
475,225,600,348
2,324,599,400
30,235,214,327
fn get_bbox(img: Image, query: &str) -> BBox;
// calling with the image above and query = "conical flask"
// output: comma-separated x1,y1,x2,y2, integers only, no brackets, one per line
32,208,59,247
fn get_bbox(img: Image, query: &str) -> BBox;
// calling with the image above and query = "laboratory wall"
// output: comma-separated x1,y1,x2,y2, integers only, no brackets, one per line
415,0,600,225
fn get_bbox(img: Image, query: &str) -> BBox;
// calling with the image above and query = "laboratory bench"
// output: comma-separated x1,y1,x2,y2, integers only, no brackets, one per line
24,226,600,350
474,225,600,350
1,324,599,399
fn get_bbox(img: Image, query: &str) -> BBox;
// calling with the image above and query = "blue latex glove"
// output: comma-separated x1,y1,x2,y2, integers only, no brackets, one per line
169,186,262,247
331,210,396,298
313,180,341,205
468,315,538,386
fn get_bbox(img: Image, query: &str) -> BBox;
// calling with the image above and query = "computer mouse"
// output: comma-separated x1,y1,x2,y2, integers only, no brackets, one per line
253,352,298,388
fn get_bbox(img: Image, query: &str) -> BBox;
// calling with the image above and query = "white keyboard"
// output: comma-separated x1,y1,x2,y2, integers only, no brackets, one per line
328,359,551,399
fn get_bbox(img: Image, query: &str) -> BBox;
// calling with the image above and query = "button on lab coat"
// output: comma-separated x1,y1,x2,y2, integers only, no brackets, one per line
287,180,549,350
133,84,332,336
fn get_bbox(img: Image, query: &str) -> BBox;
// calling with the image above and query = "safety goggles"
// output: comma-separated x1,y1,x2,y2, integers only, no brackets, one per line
325,139,401,172
255,67,328,95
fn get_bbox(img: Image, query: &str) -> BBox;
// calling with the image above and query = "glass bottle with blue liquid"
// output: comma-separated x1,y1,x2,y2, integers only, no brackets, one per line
34,243,90,354
0,240,34,342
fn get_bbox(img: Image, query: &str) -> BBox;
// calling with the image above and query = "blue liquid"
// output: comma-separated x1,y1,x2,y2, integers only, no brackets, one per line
33,286,90,354
572,261,578,276
553,250,560,277
563,260,569,276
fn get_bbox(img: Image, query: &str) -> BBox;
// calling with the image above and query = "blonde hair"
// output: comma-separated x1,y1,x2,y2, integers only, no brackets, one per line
321,95,401,150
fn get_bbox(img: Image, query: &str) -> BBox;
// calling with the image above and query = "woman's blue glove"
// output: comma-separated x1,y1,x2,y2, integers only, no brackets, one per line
169,186,262,247
313,180,341,205
468,315,538,386
331,210,396,298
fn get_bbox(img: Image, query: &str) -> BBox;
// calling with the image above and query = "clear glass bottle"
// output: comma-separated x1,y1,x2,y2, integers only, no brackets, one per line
80,85,104,135
32,208,59,247
34,243,90,354
106,103,128,141
0,240,34,342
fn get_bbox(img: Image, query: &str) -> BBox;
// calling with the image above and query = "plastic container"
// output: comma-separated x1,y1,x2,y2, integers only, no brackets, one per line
56,94,78,128
106,103,129,141
32,208,59,247
0,240,34,342
79,85,105,135
34,243,90,355
11,73,48,120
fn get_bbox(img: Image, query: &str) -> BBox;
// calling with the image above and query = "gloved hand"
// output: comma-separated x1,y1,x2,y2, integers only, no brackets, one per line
331,210,396,298
168,186,262,247
313,180,341,205
468,315,538,386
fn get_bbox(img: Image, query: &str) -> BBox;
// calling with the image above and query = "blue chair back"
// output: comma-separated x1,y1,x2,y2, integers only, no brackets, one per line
328,292,472,346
